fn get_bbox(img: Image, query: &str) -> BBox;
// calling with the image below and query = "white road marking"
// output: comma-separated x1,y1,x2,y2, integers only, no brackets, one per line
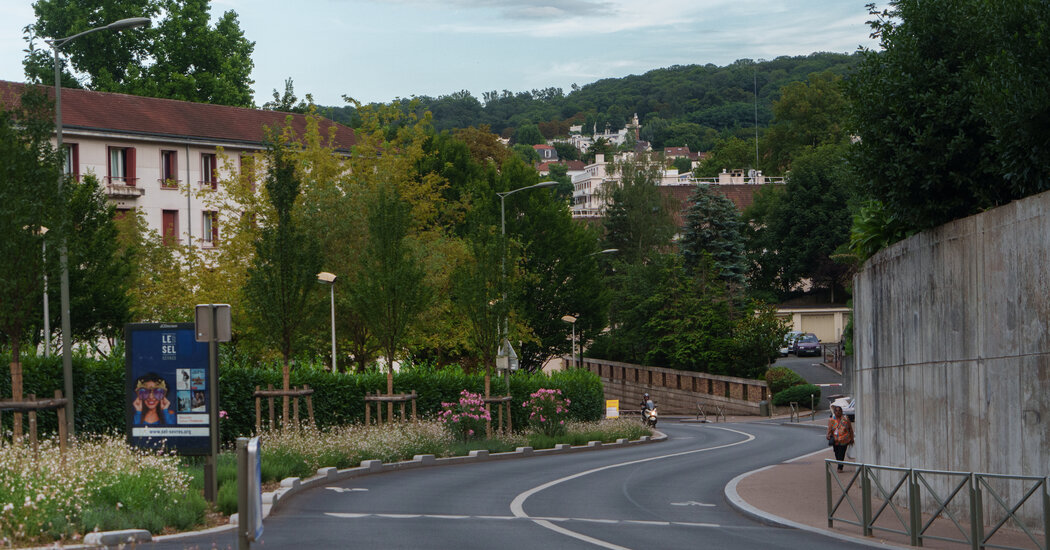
323,512,722,529
670,501,715,507
325,487,368,493
509,426,755,550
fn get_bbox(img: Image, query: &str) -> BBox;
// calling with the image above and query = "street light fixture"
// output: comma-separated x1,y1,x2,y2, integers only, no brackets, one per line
495,180,557,387
561,315,577,367
316,272,337,372
48,16,150,436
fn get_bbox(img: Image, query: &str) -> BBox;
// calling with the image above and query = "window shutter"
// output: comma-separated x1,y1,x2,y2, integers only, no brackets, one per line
126,147,137,185
106,146,113,182
71,144,80,180
211,213,219,244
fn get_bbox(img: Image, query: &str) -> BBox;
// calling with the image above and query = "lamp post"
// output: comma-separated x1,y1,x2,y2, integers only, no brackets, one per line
560,315,577,367
316,272,337,372
48,16,150,436
40,226,50,357
496,180,557,386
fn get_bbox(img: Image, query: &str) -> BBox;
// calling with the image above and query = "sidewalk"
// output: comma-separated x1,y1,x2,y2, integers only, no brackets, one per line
721,415,1039,550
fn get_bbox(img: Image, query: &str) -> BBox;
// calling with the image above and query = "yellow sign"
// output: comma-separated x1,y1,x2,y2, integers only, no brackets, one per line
605,399,619,418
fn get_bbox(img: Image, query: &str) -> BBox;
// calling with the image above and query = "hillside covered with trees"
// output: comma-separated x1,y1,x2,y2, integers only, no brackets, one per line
323,52,860,152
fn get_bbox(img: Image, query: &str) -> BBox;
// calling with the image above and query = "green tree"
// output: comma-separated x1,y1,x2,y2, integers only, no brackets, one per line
845,0,1050,234
450,227,507,388
0,86,63,398
513,124,545,146
243,140,323,423
680,185,747,288
262,78,313,113
745,144,853,301
696,136,764,177
764,71,848,172
25,0,256,107
350,184,432,407
600,157,676,265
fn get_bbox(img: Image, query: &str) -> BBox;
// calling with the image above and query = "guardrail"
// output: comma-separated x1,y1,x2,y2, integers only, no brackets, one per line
826,459,1049,549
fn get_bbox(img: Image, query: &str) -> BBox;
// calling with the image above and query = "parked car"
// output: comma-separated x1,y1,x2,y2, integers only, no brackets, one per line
781,331,804,356
794,333,821,357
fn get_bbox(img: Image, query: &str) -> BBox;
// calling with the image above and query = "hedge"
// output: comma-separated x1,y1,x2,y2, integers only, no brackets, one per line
765,366,806,395
0,353,604,444
772,383,821,408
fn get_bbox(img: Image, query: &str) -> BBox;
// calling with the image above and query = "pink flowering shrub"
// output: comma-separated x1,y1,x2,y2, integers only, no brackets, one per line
522,388,571,436
439,390,491,441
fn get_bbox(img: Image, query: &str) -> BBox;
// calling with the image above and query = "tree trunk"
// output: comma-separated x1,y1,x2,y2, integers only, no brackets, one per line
282,354,290,428
9,338,22,441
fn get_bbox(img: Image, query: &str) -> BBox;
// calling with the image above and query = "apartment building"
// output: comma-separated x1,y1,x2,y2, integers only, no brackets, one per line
0,81,355,247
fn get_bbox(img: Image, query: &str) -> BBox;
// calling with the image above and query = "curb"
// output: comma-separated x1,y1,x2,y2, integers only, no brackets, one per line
66,431,666,548
723,451,910,550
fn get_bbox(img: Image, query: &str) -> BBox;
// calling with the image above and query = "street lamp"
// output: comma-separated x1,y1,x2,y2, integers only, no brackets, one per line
40,226,50,357
48,16,150,436
590,248,618,256
561,315,577,367
316,272,337,372
496,180,557,386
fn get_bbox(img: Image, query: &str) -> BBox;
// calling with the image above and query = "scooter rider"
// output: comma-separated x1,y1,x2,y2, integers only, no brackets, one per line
640,393,655,413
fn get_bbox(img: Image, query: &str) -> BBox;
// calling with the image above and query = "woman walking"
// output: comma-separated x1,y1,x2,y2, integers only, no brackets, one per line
827,404,854,471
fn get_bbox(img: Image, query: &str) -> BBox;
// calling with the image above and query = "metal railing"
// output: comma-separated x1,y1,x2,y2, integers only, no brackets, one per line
827,459,1049,549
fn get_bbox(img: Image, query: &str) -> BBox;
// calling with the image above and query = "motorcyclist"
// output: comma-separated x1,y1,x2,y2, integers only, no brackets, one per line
640,393,655,414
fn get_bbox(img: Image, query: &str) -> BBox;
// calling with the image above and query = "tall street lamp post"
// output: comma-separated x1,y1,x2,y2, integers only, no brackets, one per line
40,226,50,357
317,272,337,372
561,315,577,367
496,181,557,386
48,16,150,436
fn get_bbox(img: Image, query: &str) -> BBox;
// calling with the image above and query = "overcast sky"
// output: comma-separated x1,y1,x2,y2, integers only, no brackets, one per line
0,0,880,107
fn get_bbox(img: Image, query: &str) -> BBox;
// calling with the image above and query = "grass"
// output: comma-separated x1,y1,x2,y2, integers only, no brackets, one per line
1,418,651,546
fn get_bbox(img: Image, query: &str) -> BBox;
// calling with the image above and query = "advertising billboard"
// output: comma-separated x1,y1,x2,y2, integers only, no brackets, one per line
125,322,212,455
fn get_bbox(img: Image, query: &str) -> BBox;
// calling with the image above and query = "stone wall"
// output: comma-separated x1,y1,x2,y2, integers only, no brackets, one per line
576,357,768,416
854,190,1050,521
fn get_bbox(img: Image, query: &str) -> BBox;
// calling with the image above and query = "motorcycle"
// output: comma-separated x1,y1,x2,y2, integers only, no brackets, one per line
642,400,658,428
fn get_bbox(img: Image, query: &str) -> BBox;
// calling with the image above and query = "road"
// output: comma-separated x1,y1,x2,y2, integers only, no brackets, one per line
143,421,872,550
773,353,844,407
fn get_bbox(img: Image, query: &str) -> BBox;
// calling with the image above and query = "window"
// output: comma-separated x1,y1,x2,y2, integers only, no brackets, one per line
202,211,219,245
63,143,79,181
161,150,179,188
162,210,179,245
107,146,137,185
201,153,218,189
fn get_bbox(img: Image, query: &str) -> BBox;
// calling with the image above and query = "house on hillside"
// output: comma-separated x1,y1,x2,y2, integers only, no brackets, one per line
533,144,558,162
0,81,355,248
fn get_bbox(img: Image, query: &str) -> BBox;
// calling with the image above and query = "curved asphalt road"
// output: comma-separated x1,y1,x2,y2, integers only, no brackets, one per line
142,421,873,550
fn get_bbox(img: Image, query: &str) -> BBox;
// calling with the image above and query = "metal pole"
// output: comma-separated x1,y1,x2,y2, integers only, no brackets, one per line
54,45,75,438
42,239,49,357
571,323,576,367
204,305,219,503
237,437,250,550
329,283,336,372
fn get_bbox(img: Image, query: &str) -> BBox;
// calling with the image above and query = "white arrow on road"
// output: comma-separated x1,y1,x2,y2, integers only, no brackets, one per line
326,487,369,493
670,501,715,507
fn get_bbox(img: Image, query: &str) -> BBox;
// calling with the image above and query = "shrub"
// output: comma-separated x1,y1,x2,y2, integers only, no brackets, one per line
439,390,490,441
772,384,821,407
765,366,806,395
522,388,571,436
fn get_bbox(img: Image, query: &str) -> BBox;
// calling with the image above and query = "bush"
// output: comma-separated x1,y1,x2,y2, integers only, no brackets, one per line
765,366,806,395
772,384,821,407
0,352,605,445
439,390,490,441
522,388,571,436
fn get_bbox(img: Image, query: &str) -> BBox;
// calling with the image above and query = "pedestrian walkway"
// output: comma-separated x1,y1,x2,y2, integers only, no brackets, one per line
721,415,1040,550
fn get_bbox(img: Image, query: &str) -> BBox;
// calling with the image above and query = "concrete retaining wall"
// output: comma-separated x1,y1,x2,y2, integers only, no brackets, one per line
854,189,1050,523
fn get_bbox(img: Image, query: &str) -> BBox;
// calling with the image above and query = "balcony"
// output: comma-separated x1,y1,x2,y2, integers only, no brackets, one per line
158,178,181,190
104,177,143,198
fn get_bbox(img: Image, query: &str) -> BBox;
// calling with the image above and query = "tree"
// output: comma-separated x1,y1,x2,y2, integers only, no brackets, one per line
350,184,431,410
0,86,63,411
680,185,747,288
243,140,323,424
763,71,848,172
845,0,1050,234
600,157,676,265
695,136,764,177
25,0,256,107
262,78,312,113
450,227,507,386
744,144,853,301
513,124,545,146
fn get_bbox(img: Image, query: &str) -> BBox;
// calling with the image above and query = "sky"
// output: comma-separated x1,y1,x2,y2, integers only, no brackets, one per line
0,0,881,107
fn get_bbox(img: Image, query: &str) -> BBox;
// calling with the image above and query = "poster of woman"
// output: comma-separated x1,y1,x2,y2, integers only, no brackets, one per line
131,372,177,426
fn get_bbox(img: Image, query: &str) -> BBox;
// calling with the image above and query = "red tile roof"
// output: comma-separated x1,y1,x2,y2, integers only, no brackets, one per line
0,81,355,151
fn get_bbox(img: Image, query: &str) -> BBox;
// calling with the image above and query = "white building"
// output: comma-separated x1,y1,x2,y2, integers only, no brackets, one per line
1,81,355,247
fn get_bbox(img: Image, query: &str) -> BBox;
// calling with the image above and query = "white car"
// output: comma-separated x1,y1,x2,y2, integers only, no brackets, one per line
780,331,804,356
